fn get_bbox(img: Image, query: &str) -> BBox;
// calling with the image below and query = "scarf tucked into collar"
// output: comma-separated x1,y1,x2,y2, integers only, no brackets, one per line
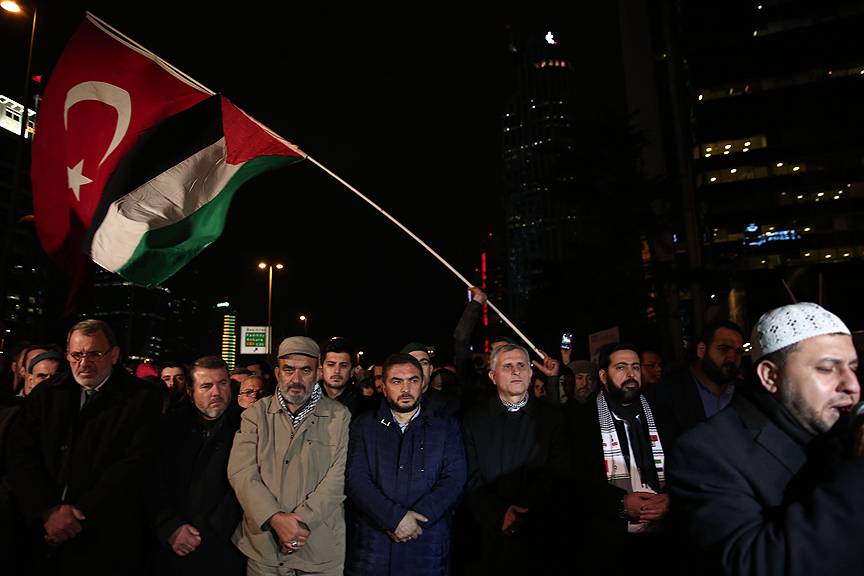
597,392,665,492
500,392,529,412
277,383,323,429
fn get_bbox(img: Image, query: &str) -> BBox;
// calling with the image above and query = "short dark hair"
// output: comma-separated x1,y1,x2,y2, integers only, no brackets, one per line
190,356,229,382
322,338,354,365
597,342,641,372
382,353,423,382
244,360,272,380
699,320,745,347
161,360,188,373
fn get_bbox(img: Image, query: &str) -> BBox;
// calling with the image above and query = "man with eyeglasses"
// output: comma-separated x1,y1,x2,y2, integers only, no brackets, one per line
345,353,466,575
237,375,267,409
6,319,162,575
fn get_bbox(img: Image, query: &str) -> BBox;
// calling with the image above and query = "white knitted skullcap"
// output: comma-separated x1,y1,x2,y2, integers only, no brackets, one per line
751,302,850,360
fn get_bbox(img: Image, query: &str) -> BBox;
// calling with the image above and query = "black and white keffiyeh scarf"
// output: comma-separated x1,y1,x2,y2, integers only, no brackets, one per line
277,383,323,429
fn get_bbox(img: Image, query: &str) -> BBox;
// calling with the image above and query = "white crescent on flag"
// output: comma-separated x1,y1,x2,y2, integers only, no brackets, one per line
63,81,131,200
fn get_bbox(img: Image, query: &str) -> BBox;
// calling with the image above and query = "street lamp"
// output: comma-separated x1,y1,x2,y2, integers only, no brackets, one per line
299,314,308,336
0,1,37,308
257,261,283,331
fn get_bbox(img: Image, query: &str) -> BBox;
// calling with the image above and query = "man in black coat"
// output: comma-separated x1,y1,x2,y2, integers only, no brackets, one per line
566,343,671,574
649,321,745,451
6,319,163,575
668,303,864,575
460,343,569,575
151,355,245,575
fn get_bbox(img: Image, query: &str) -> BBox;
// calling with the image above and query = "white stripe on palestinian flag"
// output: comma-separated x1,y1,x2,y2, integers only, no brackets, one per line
90,137,236,274
90,143,299,286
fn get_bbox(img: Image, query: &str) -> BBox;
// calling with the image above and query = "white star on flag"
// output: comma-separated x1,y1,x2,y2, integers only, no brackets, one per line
67,159,92,200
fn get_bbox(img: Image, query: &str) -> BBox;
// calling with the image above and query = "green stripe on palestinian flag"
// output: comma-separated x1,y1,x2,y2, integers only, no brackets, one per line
89,96,303,287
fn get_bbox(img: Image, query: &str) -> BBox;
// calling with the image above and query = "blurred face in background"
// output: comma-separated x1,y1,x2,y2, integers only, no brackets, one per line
238,375,266,409
161,366,187,394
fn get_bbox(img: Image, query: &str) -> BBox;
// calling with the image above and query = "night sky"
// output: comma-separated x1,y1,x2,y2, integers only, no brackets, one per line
2,4,521,362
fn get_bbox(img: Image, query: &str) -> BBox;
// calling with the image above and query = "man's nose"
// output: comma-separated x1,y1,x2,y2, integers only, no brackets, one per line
839,367,860,397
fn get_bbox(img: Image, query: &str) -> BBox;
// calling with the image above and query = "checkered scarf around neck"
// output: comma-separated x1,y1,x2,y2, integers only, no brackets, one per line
277,383,323,429
596,392,665,492
500,392,529,412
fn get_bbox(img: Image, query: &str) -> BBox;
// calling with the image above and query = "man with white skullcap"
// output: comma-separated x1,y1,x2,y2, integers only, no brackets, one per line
667,302,864,575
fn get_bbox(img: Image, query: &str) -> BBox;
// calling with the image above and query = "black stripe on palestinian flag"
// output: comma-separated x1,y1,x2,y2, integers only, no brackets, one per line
87,94,224,246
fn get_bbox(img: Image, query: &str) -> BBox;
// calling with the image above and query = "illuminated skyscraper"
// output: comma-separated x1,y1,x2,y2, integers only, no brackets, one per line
682,1,864,328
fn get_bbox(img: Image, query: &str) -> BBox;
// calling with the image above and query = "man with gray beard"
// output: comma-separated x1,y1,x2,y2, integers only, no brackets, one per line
229,337,350,576
151,356,244,575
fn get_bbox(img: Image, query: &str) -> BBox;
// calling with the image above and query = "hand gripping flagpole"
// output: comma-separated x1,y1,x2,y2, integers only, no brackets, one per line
84,12,545,359
304,156,545,359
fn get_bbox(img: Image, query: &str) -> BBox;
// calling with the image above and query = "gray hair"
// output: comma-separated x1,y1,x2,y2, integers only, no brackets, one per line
489,343,530,372
67,319,117,348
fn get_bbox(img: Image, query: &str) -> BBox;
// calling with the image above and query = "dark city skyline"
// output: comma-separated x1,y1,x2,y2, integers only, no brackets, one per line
3,2,864,365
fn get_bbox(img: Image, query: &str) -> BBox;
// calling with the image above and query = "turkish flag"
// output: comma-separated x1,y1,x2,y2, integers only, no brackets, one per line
31,15,209,274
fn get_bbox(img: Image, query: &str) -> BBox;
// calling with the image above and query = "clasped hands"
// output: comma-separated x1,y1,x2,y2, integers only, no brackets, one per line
269,511,310,555
387,510,428,543
623,491,669,523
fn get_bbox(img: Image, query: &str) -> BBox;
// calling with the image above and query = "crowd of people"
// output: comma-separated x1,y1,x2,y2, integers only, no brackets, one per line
1,288,863,576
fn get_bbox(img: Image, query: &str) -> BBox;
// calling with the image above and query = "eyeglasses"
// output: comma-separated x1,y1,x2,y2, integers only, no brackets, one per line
68,350,109,362
239,389,266,398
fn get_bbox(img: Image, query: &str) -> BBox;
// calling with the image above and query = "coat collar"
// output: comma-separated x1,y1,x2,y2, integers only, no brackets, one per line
735,391,808,474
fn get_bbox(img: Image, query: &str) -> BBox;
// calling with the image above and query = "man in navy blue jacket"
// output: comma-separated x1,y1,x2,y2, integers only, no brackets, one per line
345,353,467,576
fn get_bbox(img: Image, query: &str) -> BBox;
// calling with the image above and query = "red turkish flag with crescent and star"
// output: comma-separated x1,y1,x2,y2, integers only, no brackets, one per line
31,14,209,271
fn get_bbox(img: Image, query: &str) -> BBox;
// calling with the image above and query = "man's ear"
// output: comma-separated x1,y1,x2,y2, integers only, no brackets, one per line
598,369,608,386
755,359,780,394
696,342,707,360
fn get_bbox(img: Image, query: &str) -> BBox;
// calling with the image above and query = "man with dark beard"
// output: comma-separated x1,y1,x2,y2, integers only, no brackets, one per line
668,303,864,574
345,353,466,575
566,342,670,573
649,320,744,450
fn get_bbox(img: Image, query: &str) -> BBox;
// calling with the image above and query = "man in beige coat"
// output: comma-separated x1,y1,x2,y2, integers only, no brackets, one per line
229,336,351,576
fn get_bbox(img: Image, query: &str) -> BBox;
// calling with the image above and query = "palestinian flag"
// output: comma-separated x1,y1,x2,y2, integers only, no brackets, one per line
32,14,304,287
88,94,303,286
